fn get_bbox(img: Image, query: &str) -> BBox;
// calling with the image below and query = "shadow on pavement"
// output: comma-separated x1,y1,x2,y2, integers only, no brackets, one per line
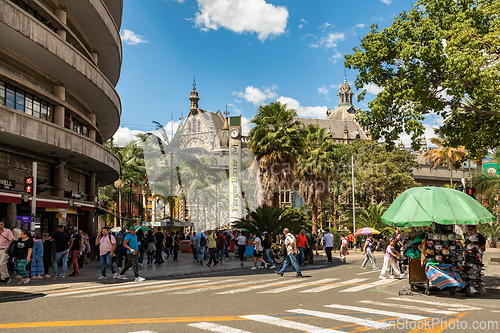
0,291,46,303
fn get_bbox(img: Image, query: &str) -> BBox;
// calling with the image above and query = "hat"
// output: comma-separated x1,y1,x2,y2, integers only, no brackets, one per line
262,231,268,234
129,226,136,230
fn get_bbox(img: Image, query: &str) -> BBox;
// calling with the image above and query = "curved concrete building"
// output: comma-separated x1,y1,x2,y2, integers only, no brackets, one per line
0,0,122,234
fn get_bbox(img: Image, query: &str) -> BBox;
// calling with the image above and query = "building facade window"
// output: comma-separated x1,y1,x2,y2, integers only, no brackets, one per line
0,80,54,122
10,0,57,33
70,116,89,137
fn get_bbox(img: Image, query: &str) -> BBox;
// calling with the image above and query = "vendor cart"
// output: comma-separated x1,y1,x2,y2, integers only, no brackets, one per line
408,258,460,295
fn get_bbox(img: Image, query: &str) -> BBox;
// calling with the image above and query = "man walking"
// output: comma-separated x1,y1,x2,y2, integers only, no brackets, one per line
206,230,218,267
96,227,118,279
277,228,302,277
195,231,207,265
190,232,197,262
339,234,348,263
0,221,14,283
322,229,334,263
172,231,180,262
361,234,378,270
154,228,165,264
114,228,127,270
49,225,71,277
117,226,145,282
69,228,81,276
296,229,308,265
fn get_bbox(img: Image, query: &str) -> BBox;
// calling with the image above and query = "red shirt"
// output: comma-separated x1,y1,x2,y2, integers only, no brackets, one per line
297,234,307,248
348,234,354,242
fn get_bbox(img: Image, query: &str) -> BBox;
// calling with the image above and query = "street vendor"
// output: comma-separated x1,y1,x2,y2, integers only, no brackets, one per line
467,225,486,251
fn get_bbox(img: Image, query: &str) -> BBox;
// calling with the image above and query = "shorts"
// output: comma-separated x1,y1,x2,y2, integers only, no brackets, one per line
253,250,262,258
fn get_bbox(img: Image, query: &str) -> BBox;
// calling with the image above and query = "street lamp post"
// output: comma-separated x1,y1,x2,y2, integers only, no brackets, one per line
351,154,356,240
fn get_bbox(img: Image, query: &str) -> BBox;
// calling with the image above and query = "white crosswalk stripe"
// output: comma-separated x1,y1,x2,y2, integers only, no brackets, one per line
241,314,342,333
338,278,395,292
325,304,428,321
259,278,339,294
167,279,244,295
386,297,482,311
287,308,387,329
189,322,252,333
299,278,368,293
359,300,458,315
216,279,300,294
117,279,213,296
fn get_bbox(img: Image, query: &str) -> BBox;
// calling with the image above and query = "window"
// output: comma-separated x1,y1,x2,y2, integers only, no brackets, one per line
25,93,33,115
6,84,15,109
32,97,40,118
70,116,89,137
0,81,5,105
15,90,25,112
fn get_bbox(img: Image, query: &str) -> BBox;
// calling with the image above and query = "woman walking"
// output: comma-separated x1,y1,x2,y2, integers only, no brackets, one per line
251,231,267,269
16,230,33,284
146,230,156,266
236,231,247,267
379,238,405,279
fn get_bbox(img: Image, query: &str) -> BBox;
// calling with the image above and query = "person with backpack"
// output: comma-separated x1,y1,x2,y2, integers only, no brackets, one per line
48,225,71,278
277,228,302,278
361,233,378,270
164,232,173,260
96,227,117,279
195,231,207,265
0,221,14,284
114,228,127,270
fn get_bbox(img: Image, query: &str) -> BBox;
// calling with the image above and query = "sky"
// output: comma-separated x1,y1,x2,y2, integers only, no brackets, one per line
113,0,441,147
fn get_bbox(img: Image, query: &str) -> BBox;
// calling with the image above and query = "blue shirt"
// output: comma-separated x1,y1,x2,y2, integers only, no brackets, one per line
124,233,138,254
195,232,206,247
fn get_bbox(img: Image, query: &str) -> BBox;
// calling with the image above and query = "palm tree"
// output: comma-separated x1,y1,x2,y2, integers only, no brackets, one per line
295,125,346,233
247,102,304,207
478,222,500,248
422,137,468,188
355,202,394,236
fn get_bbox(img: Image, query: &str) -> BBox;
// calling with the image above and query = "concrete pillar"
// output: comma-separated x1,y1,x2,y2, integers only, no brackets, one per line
55,9,67,24
53,85,65,101
54,105,65,127
6,203,16,229
89,129,96,141
89,173,97,202
56,29,66,40
53,159,65,198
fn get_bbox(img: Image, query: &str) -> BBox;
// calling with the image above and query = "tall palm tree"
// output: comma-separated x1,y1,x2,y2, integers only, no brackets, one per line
247,102,304,207
422,137,468,188
295,125,346,233
355,202,394,236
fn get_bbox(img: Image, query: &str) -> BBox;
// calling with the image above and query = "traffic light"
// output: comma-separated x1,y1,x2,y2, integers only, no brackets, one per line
37,178,47,194
466,187,476,198
24,177,33,194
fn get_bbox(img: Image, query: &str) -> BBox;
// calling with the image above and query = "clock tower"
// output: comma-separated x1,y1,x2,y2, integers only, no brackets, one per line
228,116,243,224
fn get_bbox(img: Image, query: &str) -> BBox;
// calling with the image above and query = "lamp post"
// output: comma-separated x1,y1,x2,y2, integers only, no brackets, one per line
351,154,355,239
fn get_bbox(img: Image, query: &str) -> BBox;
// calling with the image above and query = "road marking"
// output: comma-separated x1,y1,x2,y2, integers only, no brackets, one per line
216,279,298,294
287,308,387,329
166,279,244,295
339,278,395,292
71,280,209,298
325,304,427,321
299,278,368,293
359,300,458,315
356,270,379,275
259,278,339,294
386,297,482,311
241,315,341,332
129,331,156,333
189,322,251,333
117,280,212,296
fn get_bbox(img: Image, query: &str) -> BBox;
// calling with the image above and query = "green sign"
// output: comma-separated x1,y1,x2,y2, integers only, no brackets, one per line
483,163,499,178
230,116,241,126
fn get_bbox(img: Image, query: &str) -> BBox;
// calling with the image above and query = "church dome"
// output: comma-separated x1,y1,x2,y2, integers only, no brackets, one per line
339,77,351,93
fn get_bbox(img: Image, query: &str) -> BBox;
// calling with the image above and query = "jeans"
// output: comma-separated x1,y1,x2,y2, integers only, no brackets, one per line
164,246,172,258
155,245,164,263
120,253,139,278
138,245,145,264
216,248,224,262
18,259,29,278
361,250,377,269
325,247,333,263
115,249,127,269
53,249,69,276
31,240,44,276
173,246,179,261
263,248,273,265
100,252,116,276
208,248,217,265
196,246,205,262
224,247,229,258
191,245,197,260
298,246,305,264
237,245,246,262
147,251,155,265
280,253,301,275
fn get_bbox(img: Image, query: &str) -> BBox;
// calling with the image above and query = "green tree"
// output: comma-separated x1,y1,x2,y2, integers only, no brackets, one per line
345,0,500,149
247,102,304,207
422,137,468,188
355,202,394,236
478,222,500,248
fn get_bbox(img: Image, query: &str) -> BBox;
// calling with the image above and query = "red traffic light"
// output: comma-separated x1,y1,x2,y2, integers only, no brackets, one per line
24,177,33,193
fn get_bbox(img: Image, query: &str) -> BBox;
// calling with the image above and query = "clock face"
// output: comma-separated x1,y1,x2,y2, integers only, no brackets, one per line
230,129,239,139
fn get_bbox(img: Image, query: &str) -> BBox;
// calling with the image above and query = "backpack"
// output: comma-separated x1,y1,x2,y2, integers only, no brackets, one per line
217,235,224,249
199,234,206,247
115,232,125,247
7,240,18,258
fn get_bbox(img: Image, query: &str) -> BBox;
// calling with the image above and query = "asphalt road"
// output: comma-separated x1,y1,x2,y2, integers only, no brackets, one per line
0,255,499,333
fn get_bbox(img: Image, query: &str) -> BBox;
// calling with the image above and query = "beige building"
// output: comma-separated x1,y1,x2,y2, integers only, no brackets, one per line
0,0,122,235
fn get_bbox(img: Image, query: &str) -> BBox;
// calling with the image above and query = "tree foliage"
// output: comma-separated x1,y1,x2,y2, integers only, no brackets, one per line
355,202,394,237
345,0,500,149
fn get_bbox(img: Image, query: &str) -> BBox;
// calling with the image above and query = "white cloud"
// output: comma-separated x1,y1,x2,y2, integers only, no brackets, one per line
277,96,327,119
318,86,329,96
329,51,343,63
354,23,367,30
298,18,308,29
310,32,345,48
232,86,278,106
113,127,145,147
241,116,252,136
193,0,288,41
363,83,384,95
380,0,392,4
120,29,148,45
320,22,332,30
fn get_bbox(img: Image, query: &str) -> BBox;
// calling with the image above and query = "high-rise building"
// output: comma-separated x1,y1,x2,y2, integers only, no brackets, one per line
0,0,122,236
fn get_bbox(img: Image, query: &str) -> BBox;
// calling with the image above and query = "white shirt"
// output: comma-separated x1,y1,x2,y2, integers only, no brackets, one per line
322,233,334,247
284,233,296,254
254,237,263,251
236,235,246,246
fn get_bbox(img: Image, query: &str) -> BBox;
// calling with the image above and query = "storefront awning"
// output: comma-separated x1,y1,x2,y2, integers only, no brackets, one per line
0,191,21,204
75,202,95,211
31,197,68,209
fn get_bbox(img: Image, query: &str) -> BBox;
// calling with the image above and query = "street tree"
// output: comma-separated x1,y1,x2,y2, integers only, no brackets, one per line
345,0,500,149
422,137,468,187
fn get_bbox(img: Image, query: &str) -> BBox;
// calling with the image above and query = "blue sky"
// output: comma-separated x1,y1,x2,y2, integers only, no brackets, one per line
113,0,440,146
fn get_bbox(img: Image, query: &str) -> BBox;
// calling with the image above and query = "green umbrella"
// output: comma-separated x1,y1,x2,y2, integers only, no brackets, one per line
381,187,495,228
137,226,151,232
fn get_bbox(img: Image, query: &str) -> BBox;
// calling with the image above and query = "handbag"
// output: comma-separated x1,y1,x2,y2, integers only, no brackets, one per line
147,242,156,253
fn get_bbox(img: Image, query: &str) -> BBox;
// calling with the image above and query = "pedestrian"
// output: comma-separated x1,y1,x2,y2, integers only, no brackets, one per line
172,231,180,262
339,234,348,263
322,229,334,263
195,231,207,265
262,232,275,269
96,227,117,280
16,229,33,285
206,230,218,267
379,238,405,280
190,232,197,262
0,221,14,284
361,234,378,270
69,228,81,276
224,232,232,259
164,232,173,259
276,228,302,278
48,225,70,277
154,228,165,264
348,233,354,250
145,230,156,266
114,228,127,270
216,232,225,263
117,226,145,281
251,231,267,269
79,230,88,266
296,229,308,265
42,234,52,278
236,230,247,267
135,228,145,265
31,232,44,279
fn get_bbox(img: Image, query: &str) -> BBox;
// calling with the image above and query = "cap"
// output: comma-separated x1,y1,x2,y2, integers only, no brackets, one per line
262,231,268,234
129,226,136,230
